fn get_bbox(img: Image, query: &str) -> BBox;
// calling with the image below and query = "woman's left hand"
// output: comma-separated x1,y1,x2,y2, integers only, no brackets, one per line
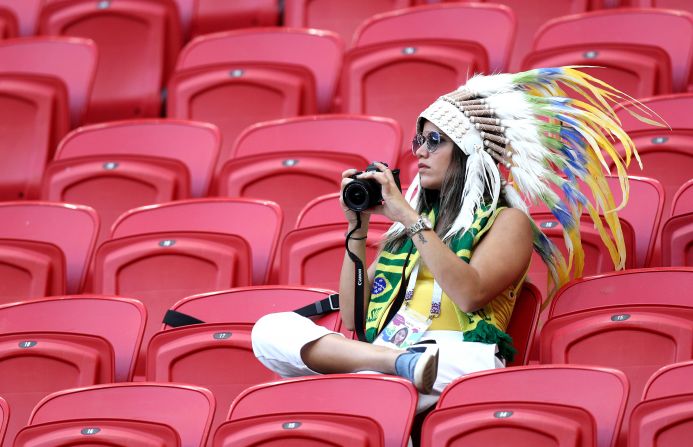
358,162,418,225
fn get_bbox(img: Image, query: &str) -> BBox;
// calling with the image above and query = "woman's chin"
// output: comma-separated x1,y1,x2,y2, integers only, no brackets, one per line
419,175,442,190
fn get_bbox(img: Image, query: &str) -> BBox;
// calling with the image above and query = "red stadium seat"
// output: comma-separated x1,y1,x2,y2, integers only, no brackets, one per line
29,383,215,447
213,412,384,447
167,62,317,168
522,43,673,98
111,198,283,286
215,151,367,240
91,231,253,378
505,283,541,367
643,360,693,401
0,74,69,200
54,120,220,198
660,212,693,266
0,397,7,447
191,0,279,37
14,418,181,447
0,0,40,36
438,365,629,447
228,375,417,447
0,202,99,294
0,37,97,127
650,0,693,13
0,331,114,447
628,393,693,447
284,0,411,46
296,192,393,228
0,296,146,382
0,239,66,302
0,7,17,39
175,28,344,113
38,0,182,122
533,8,693,92
671,179,693,216
172,0,194,36
616,93,693,134
42,154,191,245
422,401,596,447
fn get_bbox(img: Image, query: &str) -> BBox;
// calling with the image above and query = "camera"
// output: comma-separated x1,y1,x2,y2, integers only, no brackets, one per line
342,162,401,212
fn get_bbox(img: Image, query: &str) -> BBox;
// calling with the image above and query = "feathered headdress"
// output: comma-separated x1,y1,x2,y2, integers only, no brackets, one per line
388,66,665,304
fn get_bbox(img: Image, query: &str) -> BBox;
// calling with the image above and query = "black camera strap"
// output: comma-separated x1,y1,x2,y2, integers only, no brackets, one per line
345,212,368,342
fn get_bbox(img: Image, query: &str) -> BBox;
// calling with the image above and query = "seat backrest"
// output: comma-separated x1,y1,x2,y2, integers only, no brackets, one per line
168,285,342,331
0,202,99,294
615,93,693,135
353,3,516,72
642,359,693,400
297,192,393,228
42,154,192,246
213,412,384,447
672,179,693,216
92,231,253,378
29,383,215,447
38,0,182,122
229,375,417,447
628,393,693,447
661,212,693,266
438,365,629,447
0,37,97,126
14,418,181,447
0,331,115,447
55,119,220,198
505,282,541,367
0,296,146,382
0,397,7,447
191,0,279,37
0,239,66,302
422,401,596,447
111,198,283,285
176,28,344,113
0,7,17,39
533,8,693,92
0,0,39,36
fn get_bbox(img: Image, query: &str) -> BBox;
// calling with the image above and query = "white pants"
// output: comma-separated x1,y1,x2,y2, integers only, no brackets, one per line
251,312,504,412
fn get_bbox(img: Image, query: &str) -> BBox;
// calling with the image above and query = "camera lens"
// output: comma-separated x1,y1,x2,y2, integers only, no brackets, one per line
343,182,371,212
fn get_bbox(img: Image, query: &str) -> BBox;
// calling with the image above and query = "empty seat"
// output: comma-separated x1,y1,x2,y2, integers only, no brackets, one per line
213,412,384,447
643,360,693,401
54,119,220,198
0,239,66,302
284,0,411,45
111,198,283,286
505,283,542,367
671,179,693,216
0,331,114,447
38,0,182,122
191,0,279,37
532,8,693,92
228,375,417,447
14,418,181,447
296,191,394,229
91,231,253,377
422,401,597,447
0,37,97,127
0,296,146,382
438,365,629,447
0,7,17,39
661,212,693,266
175,28,344,113
41,154,191,245
0,202,99,294
28,383,215,447
629,393,693,447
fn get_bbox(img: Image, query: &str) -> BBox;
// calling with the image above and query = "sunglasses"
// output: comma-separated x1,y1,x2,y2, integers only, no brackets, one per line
411,131,446,155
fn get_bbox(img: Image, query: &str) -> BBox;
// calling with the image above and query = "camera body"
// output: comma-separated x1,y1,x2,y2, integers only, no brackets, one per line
342,162,401,212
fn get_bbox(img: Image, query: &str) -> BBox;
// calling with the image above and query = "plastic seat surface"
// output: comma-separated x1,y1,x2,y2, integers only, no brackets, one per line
296,192,393,228
14,418,181,447
615,93,693,134
42,154,191,246
438,365,629,447
0,397,7,447
0,74,69,200
660,212,693,266
168,62,317,169
213,412,384,447
522,42,672,98
629,393,693,447
0,37,97,126
353,3,515,72
191,0,278,37
533,9,693,92
29,383,215,447
92,231,253,377
0,331,114,447
0,239,66,302
111,198,283,285
176,28,344,113
38,0,182,122
671,179,693,216
54,119,220,198
421,401,596,447
228,375,417,447
0,202,98,294
643,359,693,400
0,296,146,382
0,0,40,36
0,7,16,39
505,283,541,367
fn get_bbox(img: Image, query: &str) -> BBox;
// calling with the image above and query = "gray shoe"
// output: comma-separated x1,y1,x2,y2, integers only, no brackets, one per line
394,344,439,394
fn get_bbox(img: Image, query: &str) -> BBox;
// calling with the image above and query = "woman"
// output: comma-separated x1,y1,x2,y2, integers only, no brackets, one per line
252,67,654,408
